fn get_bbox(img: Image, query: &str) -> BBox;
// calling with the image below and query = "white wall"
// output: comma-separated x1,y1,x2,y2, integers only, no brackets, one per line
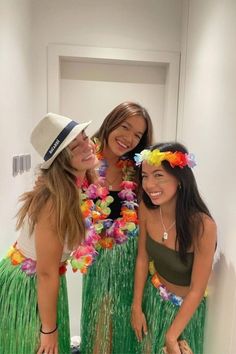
179,1,236,353
0,0,34,256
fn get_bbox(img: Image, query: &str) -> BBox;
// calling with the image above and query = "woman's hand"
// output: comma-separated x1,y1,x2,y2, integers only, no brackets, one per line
164,335,181,354
37,331,58,354
131,305,148,342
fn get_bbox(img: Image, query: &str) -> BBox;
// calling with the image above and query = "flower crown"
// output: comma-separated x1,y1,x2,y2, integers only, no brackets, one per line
134,149,196,168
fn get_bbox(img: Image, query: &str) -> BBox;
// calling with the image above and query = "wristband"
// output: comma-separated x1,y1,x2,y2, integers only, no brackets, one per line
40,324,58,334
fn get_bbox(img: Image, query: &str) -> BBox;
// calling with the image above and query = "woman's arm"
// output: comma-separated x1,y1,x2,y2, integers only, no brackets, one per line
165,216,217,352
35,200,63,354
131,201,149,341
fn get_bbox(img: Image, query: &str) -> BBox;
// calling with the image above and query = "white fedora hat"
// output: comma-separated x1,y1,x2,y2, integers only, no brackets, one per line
30,113,91,169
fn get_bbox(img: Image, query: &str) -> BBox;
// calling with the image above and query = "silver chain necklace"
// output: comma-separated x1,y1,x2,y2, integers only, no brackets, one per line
159,207,176,242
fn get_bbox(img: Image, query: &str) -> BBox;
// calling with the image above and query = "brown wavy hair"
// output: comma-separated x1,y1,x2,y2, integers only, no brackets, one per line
93,101,153,159
16,148,87,250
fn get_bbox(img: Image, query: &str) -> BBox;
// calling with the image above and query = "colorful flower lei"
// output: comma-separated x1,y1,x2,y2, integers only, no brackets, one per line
70,139,139,274
6,244,67,276
134,149,196,168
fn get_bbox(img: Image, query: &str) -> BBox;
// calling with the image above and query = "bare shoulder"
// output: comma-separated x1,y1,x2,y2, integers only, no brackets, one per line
196,214,217,251
202,214,217,235
36,198,56,230
138,200,149,218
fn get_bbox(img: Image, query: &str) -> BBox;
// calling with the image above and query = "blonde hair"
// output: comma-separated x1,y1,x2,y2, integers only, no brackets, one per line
16,148,85,250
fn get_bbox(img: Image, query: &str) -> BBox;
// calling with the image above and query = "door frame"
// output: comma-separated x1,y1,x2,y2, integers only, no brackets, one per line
47,44,180,139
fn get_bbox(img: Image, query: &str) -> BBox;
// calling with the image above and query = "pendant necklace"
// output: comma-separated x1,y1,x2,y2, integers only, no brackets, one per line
106,168,122,191
159,207,176,242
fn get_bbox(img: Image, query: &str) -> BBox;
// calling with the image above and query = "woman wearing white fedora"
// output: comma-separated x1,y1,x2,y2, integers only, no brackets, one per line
0,113,98,354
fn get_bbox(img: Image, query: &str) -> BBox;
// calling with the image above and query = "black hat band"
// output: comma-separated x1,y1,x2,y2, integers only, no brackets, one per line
44,121,78,161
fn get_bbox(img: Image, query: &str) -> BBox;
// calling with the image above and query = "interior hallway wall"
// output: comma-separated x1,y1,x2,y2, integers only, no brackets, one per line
179,1,236,353
0,0,34,256
31,0,183,336
31,0,183,125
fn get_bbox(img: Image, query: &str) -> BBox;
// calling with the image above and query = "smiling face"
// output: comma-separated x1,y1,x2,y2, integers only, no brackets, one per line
141,161,179,207
68,130,98,175
106,115,146,158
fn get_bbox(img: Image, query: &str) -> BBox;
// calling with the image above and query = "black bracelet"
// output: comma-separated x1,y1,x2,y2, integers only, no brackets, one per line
40,324,58,334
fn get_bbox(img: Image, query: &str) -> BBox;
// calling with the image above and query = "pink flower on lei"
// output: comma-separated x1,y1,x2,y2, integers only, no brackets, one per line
21,258,36,276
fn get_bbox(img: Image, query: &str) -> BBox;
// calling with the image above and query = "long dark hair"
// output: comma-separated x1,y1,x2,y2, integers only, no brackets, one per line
140,142,212,261
93,101,153,160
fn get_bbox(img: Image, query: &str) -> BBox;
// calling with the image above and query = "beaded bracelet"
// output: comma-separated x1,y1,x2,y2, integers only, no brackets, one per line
40,324,58,335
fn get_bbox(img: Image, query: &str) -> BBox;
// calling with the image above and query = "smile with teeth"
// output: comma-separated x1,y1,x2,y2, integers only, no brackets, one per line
149,191,162,198
116,139,129,149
82,150,94,161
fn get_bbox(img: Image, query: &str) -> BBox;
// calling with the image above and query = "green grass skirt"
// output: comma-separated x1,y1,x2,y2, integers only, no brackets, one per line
134,276,206,354
0,257,71,354
80,237,138,354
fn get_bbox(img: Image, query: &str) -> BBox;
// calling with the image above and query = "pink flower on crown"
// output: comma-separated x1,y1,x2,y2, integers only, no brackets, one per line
186,153,196,168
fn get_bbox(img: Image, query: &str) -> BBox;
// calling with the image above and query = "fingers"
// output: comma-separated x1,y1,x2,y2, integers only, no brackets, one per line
131,317,142,342
131,308,148,343
142,315,148,336
133,316,148,342
135,326,143,343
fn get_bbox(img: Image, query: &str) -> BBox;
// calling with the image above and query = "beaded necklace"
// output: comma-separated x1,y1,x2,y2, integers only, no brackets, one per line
70,140,139,274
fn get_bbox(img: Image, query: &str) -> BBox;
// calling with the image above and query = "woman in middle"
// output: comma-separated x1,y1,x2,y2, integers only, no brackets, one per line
74,102,153,354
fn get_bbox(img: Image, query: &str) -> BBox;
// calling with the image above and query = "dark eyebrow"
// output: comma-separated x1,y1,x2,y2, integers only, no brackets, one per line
123,121,144,135
152,169,162,173
142,168,162,174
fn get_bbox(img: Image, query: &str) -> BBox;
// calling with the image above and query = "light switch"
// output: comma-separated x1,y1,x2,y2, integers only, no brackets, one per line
12,154,31,176
19,155,24,173
25,154,31,171
12,156,20,176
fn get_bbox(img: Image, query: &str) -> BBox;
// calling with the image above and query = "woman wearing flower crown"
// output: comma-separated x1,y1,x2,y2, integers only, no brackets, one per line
0,113,98,354
73,102,153,353
131,142,217,354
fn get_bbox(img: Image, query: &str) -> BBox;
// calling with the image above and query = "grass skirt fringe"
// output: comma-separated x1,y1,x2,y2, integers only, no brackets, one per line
0,257,71,354
134,276,206,354
80,237,138,354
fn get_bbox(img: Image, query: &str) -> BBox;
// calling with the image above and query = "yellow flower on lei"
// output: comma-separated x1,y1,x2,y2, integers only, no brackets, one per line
7,247,25,265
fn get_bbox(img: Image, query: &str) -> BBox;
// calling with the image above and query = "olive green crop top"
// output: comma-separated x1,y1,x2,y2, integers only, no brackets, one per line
146,234,194,286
